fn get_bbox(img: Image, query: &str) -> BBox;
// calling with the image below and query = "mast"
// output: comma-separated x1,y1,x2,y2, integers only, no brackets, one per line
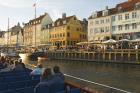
34,3,37,47
7,18,9,53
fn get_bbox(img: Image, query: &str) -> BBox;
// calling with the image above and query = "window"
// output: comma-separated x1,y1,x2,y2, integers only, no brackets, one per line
94,28,98,33
135,2,140,10
67,32,70,37
106,19,110,23
118,25,122,31
125,14,129,20
101,20,104,24
112,16,116,21
90,21,93,25
63,41,65,45
67,26,70,30
90,28,93,34
95,20,99,24
63,33,65,37
63,20,66,24
132,12,137,18
77,28,79,31
125,24,129,30
112,26,116,31
118,15,122,20
101,28,104,33
132,23,137,29
105,27,109,32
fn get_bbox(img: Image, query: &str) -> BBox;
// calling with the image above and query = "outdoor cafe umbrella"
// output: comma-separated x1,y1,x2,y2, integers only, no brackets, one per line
118,39,130,42
131,38,140,42
102,39,117,44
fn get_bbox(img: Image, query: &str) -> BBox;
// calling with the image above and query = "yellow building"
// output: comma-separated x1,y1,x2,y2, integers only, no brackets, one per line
50,14,87,49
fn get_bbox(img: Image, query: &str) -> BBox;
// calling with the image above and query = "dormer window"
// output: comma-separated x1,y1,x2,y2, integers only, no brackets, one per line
135,2,140,10
52,23,54,27
57,21,60,26
103,10,109,16
118,7,123,13
92,12,97,18
63,20,66,24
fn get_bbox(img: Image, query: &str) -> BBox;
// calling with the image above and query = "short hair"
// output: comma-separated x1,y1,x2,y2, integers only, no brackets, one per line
53,66,60,73
38,64,43,68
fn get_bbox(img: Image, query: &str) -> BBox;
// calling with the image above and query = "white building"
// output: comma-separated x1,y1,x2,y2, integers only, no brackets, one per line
111,0,140,40
88,0,140,42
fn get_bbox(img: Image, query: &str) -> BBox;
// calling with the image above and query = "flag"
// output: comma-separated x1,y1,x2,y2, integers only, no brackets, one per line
33,3,36,7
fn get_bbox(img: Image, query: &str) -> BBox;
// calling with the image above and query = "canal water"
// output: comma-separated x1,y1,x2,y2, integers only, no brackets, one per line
22,55,140,93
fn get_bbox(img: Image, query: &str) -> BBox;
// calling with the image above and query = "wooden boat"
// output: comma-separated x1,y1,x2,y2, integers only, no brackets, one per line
38,56,49,61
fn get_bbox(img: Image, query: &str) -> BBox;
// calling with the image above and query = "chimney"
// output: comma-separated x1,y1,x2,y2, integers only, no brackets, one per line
106,6,108,10
62,13,66,19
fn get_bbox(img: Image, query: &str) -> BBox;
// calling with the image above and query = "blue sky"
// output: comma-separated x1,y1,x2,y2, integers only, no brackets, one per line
0,0,127,30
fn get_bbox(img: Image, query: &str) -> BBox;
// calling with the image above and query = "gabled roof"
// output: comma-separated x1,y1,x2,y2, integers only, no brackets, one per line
53,15,75,27
89,0,140,19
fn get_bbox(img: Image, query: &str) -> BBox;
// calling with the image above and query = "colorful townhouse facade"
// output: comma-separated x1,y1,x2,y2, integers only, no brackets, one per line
49,14,87,49
23,13,53,47
88,0,140,42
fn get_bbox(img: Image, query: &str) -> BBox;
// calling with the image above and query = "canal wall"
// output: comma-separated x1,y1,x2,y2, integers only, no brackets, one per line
46,50,140,64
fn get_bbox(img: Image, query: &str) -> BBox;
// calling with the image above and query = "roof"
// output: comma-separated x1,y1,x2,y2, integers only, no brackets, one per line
89,0,140,19
25,13,47,26
53,15,75,27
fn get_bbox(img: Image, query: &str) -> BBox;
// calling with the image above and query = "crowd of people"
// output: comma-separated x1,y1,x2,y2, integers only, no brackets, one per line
0,56,27,72
30,64,65,93
0,56,65,93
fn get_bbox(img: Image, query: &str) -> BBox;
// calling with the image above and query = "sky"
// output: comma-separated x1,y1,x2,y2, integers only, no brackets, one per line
0,0,127,31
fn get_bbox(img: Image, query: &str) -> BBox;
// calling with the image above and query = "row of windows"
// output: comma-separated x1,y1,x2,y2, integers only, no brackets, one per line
112,12,137,21
94,18,110,25
112,23,138,31
50,33,65,38
90,26,110,34
52,41,79,46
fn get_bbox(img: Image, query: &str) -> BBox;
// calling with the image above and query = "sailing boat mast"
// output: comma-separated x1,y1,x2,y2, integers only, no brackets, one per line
7,18,9,52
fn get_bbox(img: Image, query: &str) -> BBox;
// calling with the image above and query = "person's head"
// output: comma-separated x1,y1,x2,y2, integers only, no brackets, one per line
18,59,22,63
37,64,43,68
14,60,19,66
41,68,52,80
53,66,60,73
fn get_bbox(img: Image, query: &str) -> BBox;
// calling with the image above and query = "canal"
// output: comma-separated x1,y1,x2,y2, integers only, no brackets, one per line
21,55,140,93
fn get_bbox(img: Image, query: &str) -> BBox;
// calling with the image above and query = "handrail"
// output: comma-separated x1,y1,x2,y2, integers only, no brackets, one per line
64,74,132,93
25,63,132,93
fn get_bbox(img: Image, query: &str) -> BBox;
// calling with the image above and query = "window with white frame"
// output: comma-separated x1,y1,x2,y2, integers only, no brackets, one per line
101,20,104,24
132,12,137,18
132,23,137,29
118,25,122,31
112,16,116,21
125,24,129,30
125,14,129,20
112,26,116,31
118,15,122,21
95,20,99,24
106,19,110,23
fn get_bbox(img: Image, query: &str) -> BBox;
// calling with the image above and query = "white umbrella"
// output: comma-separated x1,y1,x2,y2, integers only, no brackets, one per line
102,39,117,44
118,39,130,42
131,39,140,42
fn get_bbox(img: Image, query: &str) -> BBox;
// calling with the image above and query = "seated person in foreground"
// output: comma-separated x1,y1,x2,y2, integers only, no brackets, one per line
53,66,65,81
34,68,65,93
30,64,44,75
12,60,26,71
40,68,53,82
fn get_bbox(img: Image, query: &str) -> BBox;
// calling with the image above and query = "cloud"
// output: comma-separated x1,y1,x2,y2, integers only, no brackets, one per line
0,0,34,8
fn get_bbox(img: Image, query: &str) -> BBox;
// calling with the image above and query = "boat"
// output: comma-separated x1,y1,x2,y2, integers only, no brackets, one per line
38,56,49,61
28,51,47,61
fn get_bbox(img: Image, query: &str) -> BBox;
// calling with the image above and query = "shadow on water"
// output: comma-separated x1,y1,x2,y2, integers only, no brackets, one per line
23,56,140,93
